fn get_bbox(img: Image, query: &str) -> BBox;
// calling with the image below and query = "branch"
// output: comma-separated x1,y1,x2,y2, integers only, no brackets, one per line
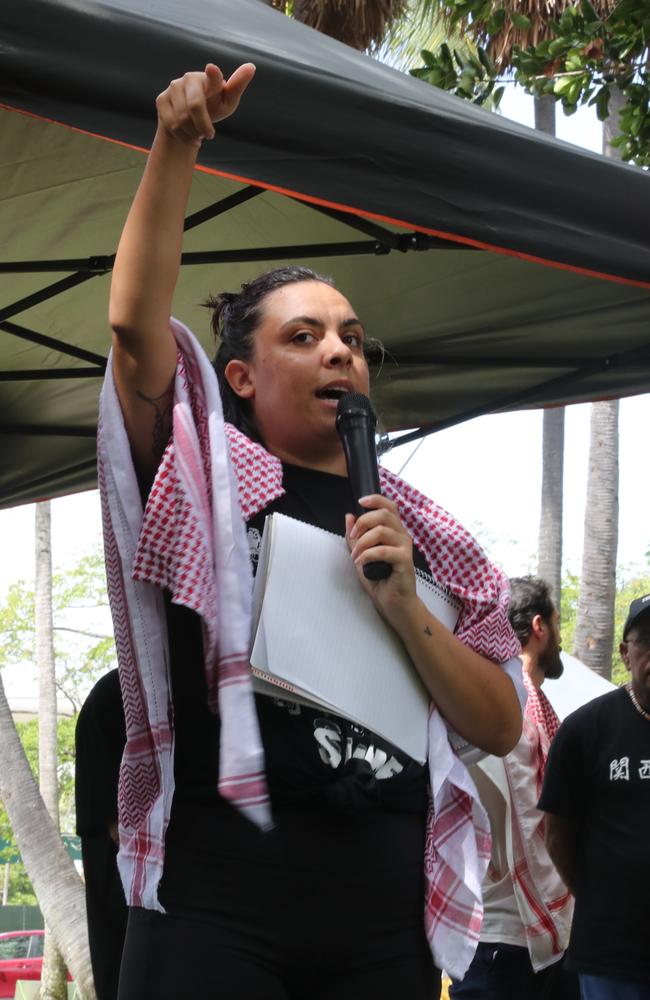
53,627,112,641
54,681,81,715
531,63,647,82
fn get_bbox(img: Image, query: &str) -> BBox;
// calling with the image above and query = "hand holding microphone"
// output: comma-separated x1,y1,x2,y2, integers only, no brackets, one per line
336,392,392,581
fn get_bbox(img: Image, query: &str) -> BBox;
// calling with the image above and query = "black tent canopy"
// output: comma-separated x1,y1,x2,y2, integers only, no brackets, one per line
1,0,649,507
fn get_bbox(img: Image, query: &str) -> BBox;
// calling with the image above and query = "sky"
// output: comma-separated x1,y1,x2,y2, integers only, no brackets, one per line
1,88,648,613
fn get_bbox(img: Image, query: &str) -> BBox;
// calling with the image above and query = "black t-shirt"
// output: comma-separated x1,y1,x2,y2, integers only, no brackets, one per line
170,461,429,816
75,670,128,1000
75,669,126,837
161,463,431,909
538,687,650,982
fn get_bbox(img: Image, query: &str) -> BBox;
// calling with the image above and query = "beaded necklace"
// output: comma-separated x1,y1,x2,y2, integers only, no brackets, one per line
626,682,650,722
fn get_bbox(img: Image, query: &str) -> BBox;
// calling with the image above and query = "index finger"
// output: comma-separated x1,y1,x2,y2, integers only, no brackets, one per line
357,494,397,512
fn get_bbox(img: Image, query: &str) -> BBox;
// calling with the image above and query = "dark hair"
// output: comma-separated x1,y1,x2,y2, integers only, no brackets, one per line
205,266,334,442
508,576,556,646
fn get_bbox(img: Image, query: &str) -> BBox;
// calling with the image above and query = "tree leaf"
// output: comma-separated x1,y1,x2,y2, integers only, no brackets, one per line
580,0,600,24
554,75,576,95
510,10,532,31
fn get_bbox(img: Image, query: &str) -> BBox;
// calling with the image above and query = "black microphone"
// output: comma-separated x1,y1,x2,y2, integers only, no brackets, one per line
336,392,392,581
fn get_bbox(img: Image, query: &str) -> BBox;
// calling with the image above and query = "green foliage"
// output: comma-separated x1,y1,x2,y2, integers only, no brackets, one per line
411,40,505,108
511,1,650,165
409,0,650,166
1,863,37,906
611,564,650,683
559,561,650,684
0,546,115,712
0,546,110,903
0,717,77,905
559,570,580,663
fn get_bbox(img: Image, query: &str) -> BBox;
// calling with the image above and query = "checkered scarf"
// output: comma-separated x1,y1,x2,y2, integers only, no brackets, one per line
501,672,572,970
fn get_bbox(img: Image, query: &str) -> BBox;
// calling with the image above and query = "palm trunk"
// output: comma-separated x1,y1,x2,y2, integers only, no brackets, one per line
603,85,625,160
534,96,564,607
534,93,555,134
574,401,619,678
2,863,9,905
537,407,564,605
35,502,68,1000
0,671,96,998
573,88,624,678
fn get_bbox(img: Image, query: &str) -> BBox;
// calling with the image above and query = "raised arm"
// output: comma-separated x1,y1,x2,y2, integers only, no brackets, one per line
109,63,255,483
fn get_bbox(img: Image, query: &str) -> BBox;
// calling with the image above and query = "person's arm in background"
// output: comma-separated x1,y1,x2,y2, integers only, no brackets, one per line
545,813,580,894
109,63,255,483
537,710,586,894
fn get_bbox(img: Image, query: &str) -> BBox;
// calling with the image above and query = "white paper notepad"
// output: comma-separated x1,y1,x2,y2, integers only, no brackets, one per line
250,513,462,763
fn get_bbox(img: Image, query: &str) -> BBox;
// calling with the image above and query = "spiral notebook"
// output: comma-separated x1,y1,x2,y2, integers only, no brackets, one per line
249,513,462,763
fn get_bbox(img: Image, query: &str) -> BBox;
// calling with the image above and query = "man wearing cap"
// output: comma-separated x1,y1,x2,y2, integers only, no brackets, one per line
539,594,650,1000
450,576,576,999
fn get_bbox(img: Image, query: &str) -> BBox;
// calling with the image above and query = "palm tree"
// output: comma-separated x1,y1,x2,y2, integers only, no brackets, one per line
0,502,96,997
290,0,409,50
538,406,564,607
574,401,619,679
265,0,448,55
35,502,68,1000
573,85,625,678
0,670,96,998
430,0,619,71
532,91,565,609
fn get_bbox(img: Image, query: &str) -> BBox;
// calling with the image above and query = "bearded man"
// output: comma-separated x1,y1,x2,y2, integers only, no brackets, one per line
451,576,576,1000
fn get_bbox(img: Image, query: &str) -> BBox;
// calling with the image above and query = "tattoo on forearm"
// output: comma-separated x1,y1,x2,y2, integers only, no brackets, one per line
136,388,173,460
424,626,432,636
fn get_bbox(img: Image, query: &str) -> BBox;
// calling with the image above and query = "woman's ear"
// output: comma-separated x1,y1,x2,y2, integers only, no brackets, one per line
224,358,255,399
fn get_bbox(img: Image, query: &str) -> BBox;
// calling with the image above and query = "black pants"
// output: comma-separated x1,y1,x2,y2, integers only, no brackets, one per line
119,798,439,999
118,905,441,1000
117,806,440,999
449,942,580,1000
119,795,441,999
82,834,128,1000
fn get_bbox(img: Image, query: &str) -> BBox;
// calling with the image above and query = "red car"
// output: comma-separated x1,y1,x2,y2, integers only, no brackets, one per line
0,930,49,998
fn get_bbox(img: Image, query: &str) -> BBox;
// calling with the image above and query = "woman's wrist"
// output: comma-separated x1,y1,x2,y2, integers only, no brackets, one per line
153,122,203,158
380,591,426,636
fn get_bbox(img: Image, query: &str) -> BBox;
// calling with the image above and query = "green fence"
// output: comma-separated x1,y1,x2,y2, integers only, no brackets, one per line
0,905,44,932
0,836,81,864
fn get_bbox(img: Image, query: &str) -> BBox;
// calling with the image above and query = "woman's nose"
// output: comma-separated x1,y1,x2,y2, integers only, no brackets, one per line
323,333,352,366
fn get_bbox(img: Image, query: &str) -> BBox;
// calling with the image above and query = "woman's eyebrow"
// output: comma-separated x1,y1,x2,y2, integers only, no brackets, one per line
280,315,365,333
341,317,365,332
280,315,323,330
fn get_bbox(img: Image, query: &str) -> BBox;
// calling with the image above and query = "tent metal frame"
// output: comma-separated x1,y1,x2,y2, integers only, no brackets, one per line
3,181,648,454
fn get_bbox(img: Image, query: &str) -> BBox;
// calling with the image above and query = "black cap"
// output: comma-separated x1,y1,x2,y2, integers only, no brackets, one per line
623,594,650,639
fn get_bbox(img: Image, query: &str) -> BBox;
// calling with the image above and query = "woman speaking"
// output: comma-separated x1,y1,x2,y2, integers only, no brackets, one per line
100,62,524,1000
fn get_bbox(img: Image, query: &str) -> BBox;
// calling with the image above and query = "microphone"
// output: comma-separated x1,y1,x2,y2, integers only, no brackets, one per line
336,392,392,581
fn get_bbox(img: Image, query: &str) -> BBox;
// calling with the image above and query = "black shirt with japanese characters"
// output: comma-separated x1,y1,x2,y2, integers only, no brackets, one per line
538,686,650,983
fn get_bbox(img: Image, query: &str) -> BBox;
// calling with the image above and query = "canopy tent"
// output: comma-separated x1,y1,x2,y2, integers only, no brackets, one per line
546,652,615,722
1,0,649,508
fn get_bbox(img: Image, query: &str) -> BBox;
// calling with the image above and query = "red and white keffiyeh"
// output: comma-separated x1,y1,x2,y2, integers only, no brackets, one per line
98,318,521,978
500,673,572,971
